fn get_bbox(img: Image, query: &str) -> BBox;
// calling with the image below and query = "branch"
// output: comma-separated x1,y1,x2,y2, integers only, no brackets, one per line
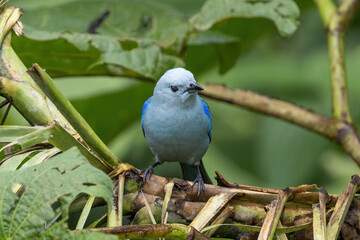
200,83,360,166
28,64,119,169
107,169,360,239
313,0,335,26
89,224,211,240
317,0,360,123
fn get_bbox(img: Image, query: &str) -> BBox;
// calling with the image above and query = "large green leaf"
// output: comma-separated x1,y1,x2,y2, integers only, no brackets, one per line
11,0,187,80
18,0,188,48
190,0,300,37
11,0,300,78
12,31,184,80
98,45,184,80
0,147,115,239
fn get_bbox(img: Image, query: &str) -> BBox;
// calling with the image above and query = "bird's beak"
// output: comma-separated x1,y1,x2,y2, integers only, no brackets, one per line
186,82,204,93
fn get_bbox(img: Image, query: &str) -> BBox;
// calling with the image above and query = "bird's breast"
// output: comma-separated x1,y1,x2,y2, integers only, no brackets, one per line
142,104,210,164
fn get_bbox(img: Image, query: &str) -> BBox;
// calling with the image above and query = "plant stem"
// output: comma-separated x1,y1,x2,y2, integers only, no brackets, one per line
327,175,360,239
28,64,120,169
89,224,211,239
313,0,335,26
115,171,360,239
0,9,75,131
200,84,360,166
317,0,360,122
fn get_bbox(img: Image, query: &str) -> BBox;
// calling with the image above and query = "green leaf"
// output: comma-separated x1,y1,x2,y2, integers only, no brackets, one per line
188,31,239,45
22,26,123,52
11,0,187,80
0,125,45,142
0,151,35,172
12,34,108,77
0,147,114,239
190,0,300,37
99,45,184,80
20,148,60,169
13,31,184,80
0,123,112,173
214,41,241,74
0,125,53,151
18,0,188,48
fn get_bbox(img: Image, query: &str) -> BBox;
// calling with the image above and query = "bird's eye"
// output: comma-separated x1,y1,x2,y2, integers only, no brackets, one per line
170,85,178,92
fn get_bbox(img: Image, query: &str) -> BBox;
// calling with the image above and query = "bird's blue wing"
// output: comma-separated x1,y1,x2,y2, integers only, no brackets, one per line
141,97,152,137
200,97,212,142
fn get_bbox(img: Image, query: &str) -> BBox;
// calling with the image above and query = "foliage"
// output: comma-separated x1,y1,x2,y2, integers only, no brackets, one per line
11,0,300,79
0,147,115,239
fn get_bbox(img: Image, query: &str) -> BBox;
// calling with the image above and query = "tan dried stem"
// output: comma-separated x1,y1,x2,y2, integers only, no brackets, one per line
89,224,211,239
114,170,360,239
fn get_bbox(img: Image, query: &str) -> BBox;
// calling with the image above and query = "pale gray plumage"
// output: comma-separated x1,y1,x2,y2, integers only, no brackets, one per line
141,68,212,195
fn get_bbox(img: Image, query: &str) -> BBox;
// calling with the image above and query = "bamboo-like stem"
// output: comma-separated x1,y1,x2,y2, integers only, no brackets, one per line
0,8,75,132
190,192,236,231
327,175,360,239
117,174,125,226
28,64,119,169
313,204,324,240
200,84,360,166
312,188,328,240
88,224,211,240
204,205,234,237
161,181,174,224
115,171,360,239
258,191,289,240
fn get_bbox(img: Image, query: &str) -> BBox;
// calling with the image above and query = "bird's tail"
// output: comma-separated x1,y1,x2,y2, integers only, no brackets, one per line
180,160,212,184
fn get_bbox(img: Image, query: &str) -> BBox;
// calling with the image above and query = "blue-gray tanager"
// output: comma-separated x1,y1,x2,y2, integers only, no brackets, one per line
141,68,212,196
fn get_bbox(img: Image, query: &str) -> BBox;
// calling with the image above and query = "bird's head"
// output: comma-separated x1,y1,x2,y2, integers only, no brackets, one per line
154,68,203,104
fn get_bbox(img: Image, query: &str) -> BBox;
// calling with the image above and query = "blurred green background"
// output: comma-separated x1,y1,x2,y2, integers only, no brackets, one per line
2,0,360,194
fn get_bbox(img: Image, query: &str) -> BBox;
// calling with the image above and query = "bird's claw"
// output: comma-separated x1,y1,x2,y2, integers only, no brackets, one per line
140,166,154,182
192,174,205,197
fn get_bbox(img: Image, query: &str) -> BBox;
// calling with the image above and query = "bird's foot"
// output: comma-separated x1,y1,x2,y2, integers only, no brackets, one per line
140,162,161,182
192,174,205,197
140,166,154,182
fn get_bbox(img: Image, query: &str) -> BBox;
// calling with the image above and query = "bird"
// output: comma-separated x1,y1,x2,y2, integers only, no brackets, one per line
140,68,212,196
